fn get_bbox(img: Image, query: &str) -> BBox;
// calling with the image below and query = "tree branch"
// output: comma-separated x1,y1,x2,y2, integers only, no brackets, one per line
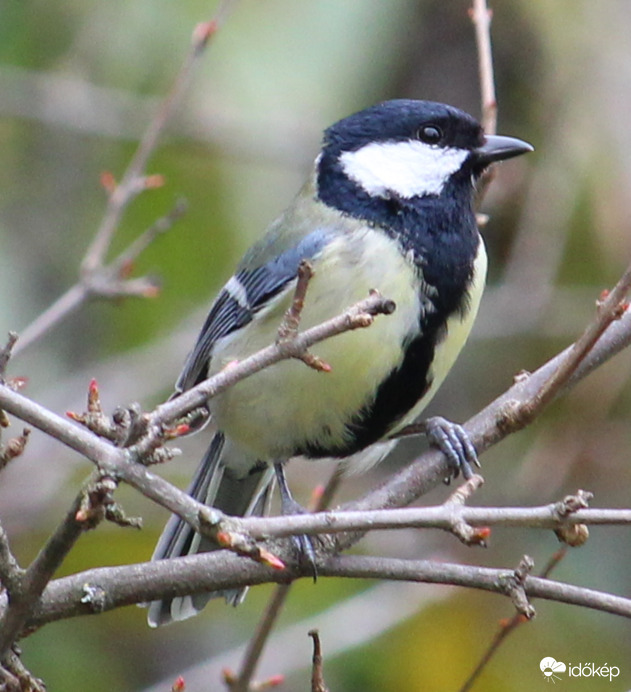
470,0,497,135
11,3,237,358
17,552,631,632
1,283,631,650
230,497,629,542
0,491,87,654
360,298,631,519
149,289,395,427
512,263,631,425
0,523,24,594
80,12,231,276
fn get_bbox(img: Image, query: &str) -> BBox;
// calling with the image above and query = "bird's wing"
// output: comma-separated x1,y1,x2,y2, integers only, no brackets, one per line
175,228,332,392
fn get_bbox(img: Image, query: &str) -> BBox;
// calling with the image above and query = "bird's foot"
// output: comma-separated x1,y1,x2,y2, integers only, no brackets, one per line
424,416,480,482
282,496,318,578
274,463,318,579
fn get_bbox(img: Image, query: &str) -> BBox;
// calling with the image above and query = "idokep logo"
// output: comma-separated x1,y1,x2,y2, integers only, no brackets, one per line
539,656,621,683
540,657,566,683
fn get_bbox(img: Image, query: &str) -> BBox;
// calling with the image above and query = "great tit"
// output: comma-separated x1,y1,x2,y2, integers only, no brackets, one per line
147,99,532,626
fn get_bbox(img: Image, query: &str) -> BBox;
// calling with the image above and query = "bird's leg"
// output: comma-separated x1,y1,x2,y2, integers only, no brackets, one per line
273,462,317,579
424,416,480,481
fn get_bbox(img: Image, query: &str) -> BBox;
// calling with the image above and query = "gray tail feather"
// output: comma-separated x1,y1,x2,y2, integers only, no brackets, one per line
147,432,275,627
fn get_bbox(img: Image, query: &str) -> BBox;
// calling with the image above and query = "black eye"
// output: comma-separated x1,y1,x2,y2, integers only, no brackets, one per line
418,125,443,144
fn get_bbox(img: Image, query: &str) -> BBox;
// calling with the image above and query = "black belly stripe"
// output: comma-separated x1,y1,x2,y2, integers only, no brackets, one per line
300,158,480,460
299,320,445,459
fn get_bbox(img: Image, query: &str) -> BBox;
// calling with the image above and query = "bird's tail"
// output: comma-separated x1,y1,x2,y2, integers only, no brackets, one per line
147,432,275,627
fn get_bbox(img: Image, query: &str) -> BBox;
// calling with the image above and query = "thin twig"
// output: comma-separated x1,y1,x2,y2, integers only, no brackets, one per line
314,464,345,513
150,290,395,428
276,260,314,340
226,585,292,692
0,333,18,380
458,547,568,692
12,3,237,357
1,648,46,692
0,428,31,472
2,282,631,645
512,263,631,426
308,630,330,692
470,0,499,209
227,463,345,690
81,3,236,274
109,198,189,279
470,0,497,135
14,196,188,356
12,205,178,357
232,497,630,542
14,284,90,356
0,484,91,654
0,523,24,593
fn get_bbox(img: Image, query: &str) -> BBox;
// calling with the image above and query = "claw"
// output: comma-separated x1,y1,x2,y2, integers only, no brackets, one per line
292,532,318,578
274,462,318,579
424,416,479,481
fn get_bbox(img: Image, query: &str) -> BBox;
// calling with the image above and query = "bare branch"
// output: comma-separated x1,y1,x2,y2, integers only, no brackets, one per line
1,648,46,692
366,303,631,518
228,495,629,542
150,290,396,428
18,552,631,631
308,630,330,692
13,284,90,357
276,260,314,340
458,547,569,692
81,6,236,275
226,458,346,691
13,198,186,356
11,3,237,358
0,484,91,654
320,555,631,619
110,198,188,280
512,262,631,426
0,287,398,653
1,273,631,654
470,0,497,135
224,585,291,692
470,0,498,207
0,523,24,594
1,285,631,653
0,333,18,380
276,261,334,373
0,291,395,527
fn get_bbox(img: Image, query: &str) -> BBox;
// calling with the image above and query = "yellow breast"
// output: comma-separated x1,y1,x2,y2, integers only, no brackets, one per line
209,227,422,459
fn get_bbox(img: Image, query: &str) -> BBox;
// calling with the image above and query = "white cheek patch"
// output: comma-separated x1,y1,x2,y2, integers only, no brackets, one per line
340,140,470,198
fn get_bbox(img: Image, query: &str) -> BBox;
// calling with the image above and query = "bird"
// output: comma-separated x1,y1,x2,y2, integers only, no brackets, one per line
147,99,532,626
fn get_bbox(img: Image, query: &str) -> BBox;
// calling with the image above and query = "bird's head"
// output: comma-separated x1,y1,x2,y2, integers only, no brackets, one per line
316,99,532,217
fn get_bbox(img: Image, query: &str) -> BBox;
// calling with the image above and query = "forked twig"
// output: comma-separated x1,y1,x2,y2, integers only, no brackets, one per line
81,4,236,274
12,2,238,357
458,548,568,692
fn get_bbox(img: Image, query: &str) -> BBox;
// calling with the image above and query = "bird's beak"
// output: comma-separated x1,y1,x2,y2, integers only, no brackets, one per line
473,134,534,165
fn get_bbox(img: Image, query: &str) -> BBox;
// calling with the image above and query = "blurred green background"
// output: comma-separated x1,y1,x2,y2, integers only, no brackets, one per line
2,0,631,690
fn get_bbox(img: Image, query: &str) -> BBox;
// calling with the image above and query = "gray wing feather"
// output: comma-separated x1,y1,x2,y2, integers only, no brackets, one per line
176,229,331,391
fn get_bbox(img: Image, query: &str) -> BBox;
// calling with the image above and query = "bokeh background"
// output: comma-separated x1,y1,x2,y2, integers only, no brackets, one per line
2,0,631,690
